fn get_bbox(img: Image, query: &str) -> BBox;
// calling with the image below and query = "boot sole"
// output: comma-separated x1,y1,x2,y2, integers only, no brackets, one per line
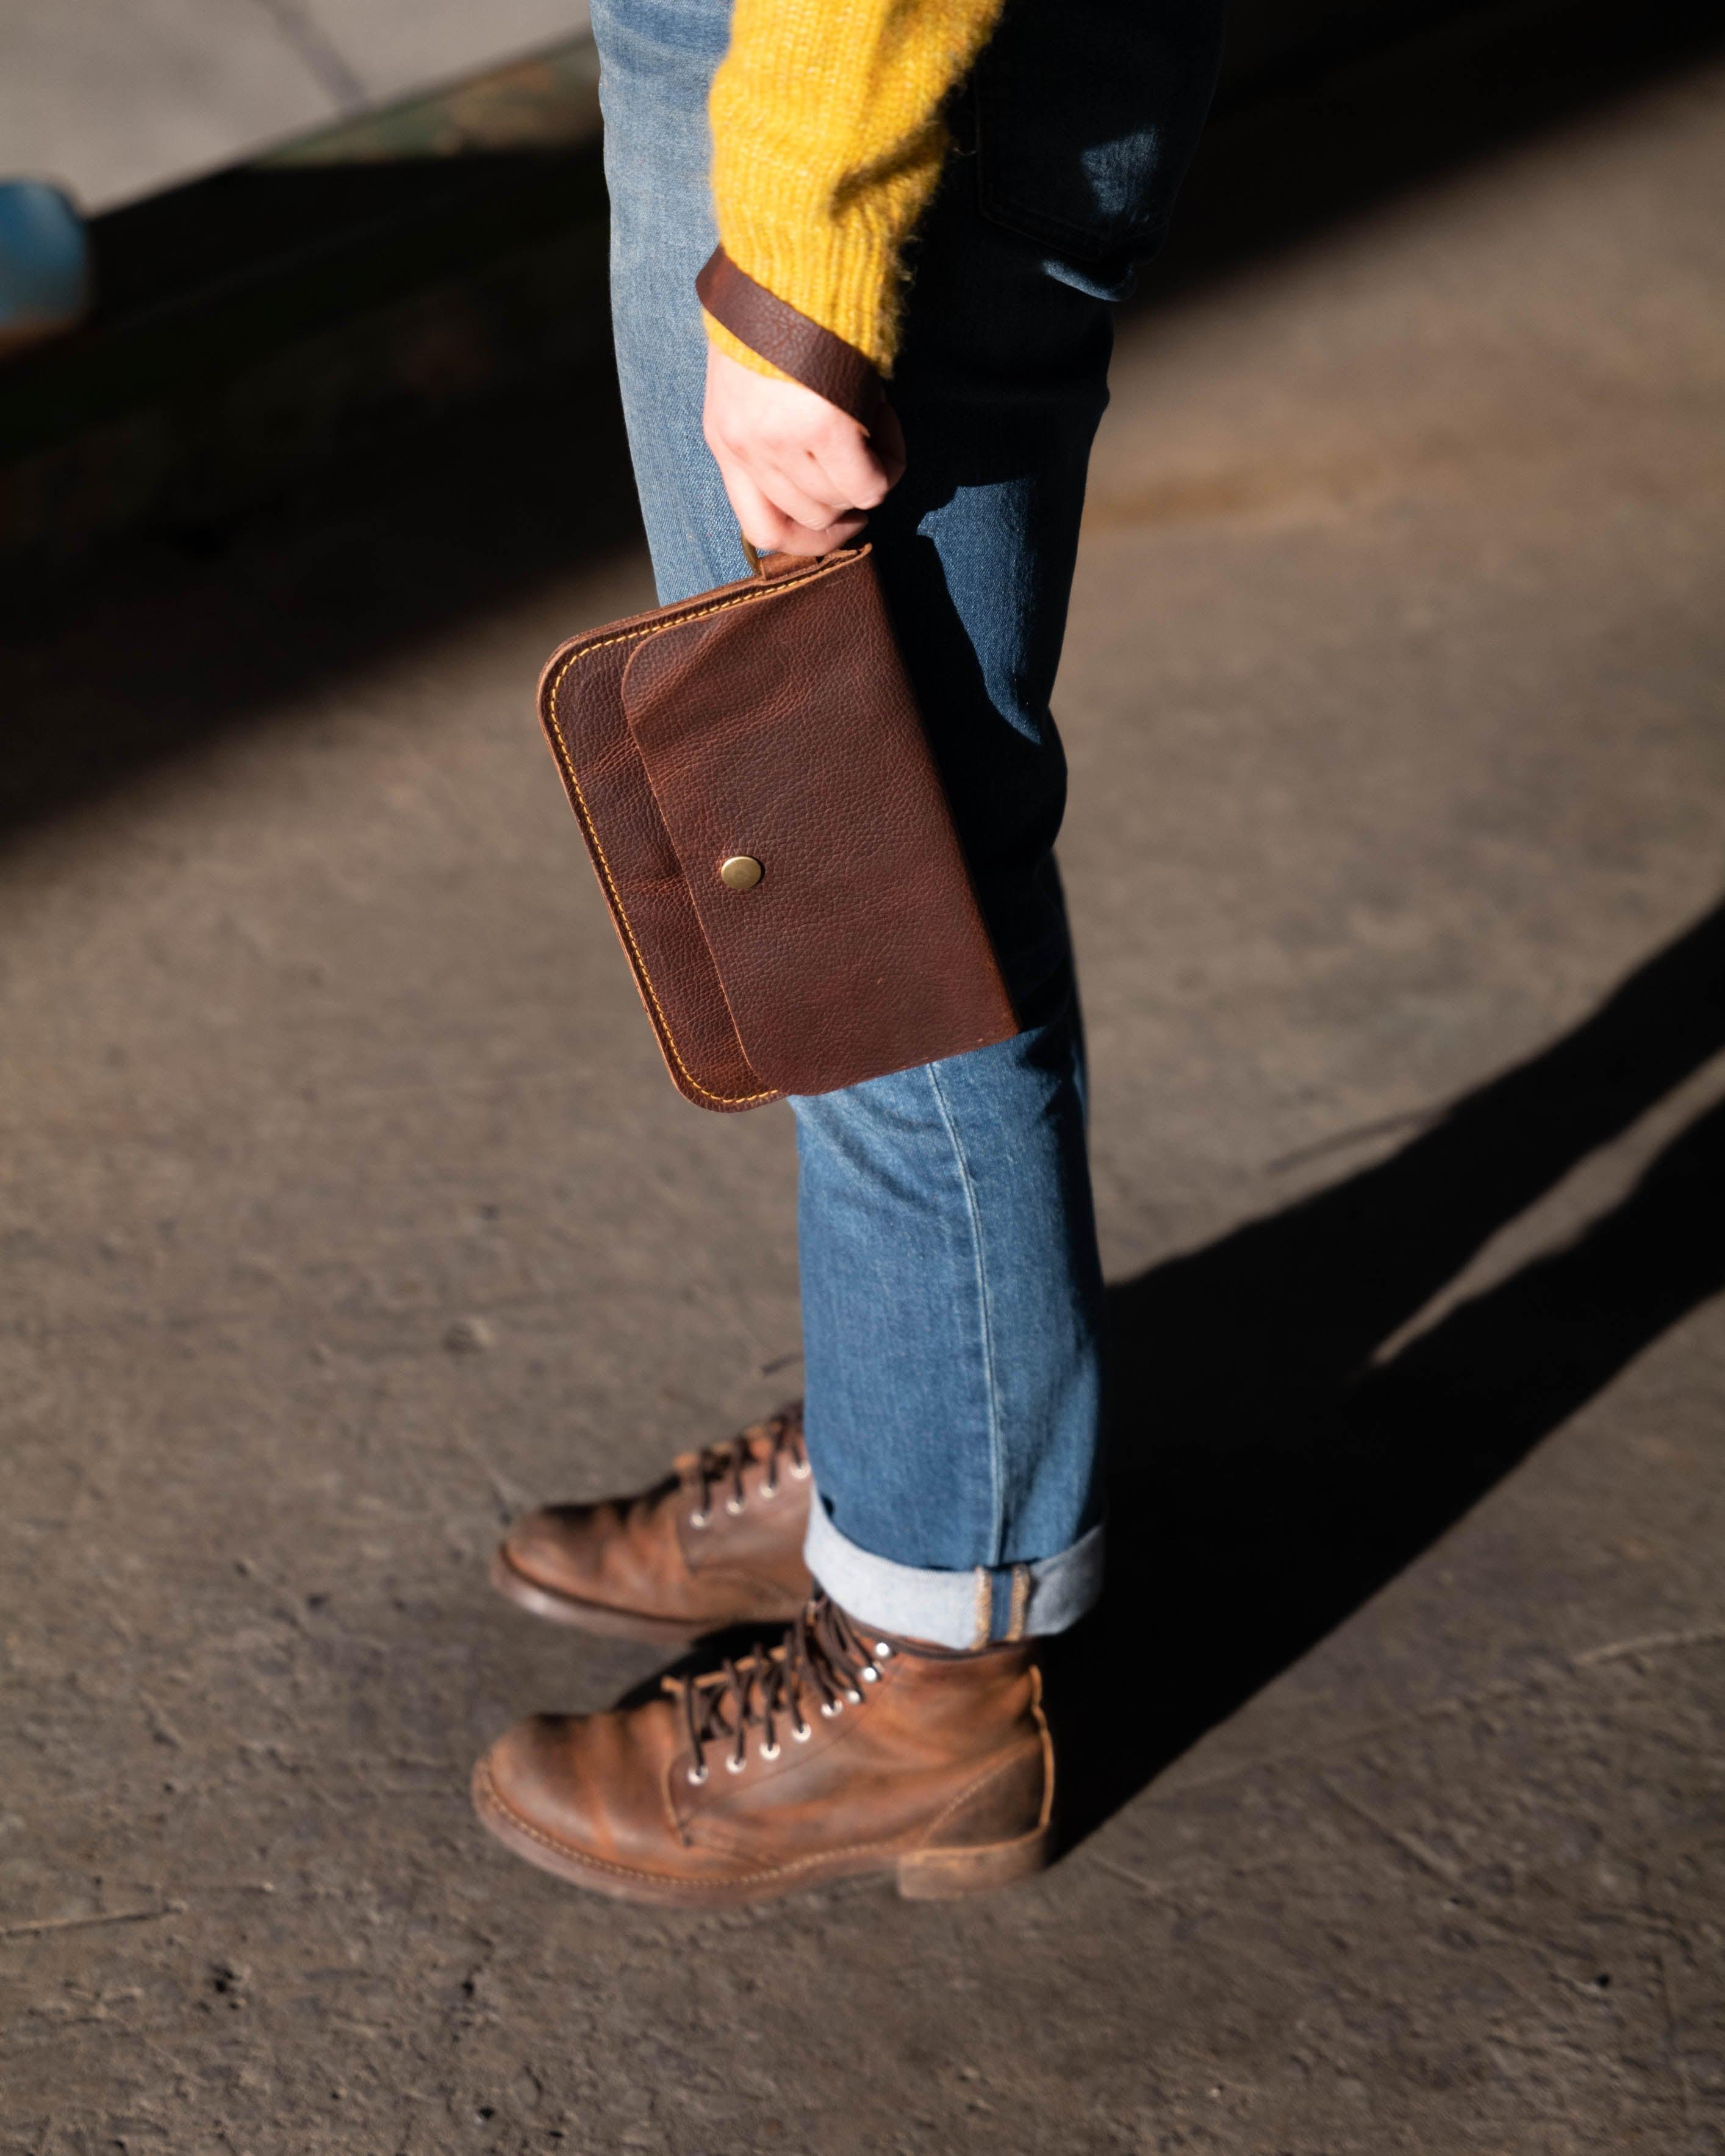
488,1544,739,1647
470,1757,1053,1907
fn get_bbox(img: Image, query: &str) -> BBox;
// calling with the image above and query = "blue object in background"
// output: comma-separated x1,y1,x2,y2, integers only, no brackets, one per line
0,181,92,351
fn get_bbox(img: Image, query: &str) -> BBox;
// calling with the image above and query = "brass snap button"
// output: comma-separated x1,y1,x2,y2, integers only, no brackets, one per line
719,855,763,890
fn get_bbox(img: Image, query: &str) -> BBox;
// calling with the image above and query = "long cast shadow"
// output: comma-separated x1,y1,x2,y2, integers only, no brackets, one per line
1045,897,1725,1840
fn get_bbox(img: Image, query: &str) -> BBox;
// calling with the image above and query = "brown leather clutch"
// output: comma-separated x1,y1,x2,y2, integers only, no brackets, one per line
536,543,1017,1111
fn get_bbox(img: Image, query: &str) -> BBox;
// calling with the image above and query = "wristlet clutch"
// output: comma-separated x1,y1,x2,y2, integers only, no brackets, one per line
536,542,1017,1111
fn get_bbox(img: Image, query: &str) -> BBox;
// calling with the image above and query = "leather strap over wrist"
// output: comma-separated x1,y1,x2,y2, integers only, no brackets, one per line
696,246,886,426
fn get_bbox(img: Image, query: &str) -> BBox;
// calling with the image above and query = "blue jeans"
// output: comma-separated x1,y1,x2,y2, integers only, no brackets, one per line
587,0,1221,1646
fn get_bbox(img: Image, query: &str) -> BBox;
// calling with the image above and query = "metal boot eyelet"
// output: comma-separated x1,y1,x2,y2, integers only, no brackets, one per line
687,1763,708,1786
725,1753,747,1774
874,1641,894,1659
820,1699,842,1719
860,1663,880,1683
844,1688,863,1705
759,1481,780,1500
792,1721,812,1742
759,1741,780,1761
725,1497,745,1516
787,1460,812,1480
688,1511,709,1530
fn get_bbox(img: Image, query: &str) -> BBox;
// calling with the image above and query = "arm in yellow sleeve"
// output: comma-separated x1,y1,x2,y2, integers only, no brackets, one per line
701,0,1006,398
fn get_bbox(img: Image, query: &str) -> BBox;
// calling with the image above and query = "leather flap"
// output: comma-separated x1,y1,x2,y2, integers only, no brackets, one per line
538,603,780,1111
619,548,1017,1097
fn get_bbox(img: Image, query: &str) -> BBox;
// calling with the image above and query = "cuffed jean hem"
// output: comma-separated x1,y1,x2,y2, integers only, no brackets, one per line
805,1493,1104,1649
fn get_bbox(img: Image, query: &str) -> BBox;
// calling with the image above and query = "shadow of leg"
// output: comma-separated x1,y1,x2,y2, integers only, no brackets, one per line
1049,901,1725,1844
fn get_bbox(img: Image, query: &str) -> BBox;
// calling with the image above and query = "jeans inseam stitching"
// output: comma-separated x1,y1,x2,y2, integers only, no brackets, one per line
1005,1564,1031,1642
924,1058,1005,1577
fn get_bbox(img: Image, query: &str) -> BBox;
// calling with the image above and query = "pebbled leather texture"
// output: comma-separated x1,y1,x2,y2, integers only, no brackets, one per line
695,246,885,424
537,545,1018,1110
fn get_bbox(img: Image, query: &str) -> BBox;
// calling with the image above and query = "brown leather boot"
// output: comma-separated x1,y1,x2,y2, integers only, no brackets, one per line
472,1594,1054,1905
489,1405,813,1644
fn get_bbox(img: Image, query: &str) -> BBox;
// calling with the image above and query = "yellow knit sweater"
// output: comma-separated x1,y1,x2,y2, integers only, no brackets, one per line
705,0,1006,387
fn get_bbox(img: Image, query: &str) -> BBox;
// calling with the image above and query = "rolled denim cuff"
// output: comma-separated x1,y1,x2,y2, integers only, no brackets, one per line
804,1492,1103,1649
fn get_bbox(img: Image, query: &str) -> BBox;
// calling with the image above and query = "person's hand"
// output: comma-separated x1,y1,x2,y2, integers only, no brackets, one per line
703,345,906,556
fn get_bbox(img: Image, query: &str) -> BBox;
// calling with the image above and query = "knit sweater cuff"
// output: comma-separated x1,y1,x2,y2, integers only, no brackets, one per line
697,248,886,423
700,0,1005,391
711,216,904,382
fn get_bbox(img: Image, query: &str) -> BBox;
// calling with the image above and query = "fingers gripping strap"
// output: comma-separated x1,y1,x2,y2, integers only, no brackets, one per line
697,247,885,425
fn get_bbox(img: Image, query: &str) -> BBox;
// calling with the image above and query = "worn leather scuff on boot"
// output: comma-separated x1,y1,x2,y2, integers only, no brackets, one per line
471,1591,1054,1906
489,1405,814,1643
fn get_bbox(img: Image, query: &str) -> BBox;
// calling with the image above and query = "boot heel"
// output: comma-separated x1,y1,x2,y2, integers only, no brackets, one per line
896,1822,1053,1900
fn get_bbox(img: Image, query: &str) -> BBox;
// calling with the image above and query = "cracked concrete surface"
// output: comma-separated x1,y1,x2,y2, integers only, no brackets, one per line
2,32,1724,2156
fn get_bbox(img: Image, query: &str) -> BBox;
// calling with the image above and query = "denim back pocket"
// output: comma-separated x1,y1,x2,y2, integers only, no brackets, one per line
970,0,1226,293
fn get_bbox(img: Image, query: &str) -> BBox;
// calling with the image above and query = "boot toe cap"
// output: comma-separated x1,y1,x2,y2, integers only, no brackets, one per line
473,1708,682,1880
501,1504,606,1595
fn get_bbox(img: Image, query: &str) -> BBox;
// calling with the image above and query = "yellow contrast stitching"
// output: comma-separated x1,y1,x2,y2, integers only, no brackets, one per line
1006,1563,1031,1642
544,558,851,1107
972,1568,992,1649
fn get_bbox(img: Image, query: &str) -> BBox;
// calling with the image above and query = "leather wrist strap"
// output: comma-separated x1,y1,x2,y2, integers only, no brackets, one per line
696,246,885,427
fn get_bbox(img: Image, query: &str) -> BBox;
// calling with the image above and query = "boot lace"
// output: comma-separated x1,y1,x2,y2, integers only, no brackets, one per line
680,1407,809,1530
669,1594,894,1783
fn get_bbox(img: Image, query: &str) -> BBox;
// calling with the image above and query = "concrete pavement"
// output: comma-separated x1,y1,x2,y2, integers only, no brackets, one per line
0,0,590,210
2,25,1723,2156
